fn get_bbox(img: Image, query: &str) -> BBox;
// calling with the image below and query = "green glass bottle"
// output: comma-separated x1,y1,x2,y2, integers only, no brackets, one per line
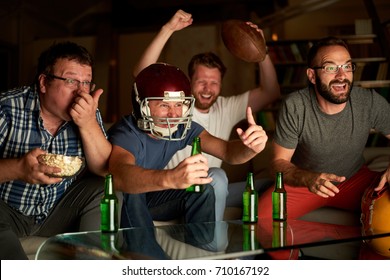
242,223,259,251
272,172,287,221
242,172,258,223
186,137,204,193
272,221,287,248
100,174,118,233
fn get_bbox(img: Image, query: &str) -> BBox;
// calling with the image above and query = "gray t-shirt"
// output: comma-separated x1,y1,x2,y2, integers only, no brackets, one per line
275,86,390,179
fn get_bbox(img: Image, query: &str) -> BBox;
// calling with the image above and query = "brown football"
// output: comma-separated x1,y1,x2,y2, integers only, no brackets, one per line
221,19,267,63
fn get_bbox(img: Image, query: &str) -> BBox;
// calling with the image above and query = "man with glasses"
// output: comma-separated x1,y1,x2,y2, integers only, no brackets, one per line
0,41,112,259
258,36,390,221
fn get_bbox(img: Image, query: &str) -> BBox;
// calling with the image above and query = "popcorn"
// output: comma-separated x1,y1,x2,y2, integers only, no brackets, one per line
38,153,83,177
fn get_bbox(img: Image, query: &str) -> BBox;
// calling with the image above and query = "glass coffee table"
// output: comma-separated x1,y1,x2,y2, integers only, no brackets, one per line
35,219,390,260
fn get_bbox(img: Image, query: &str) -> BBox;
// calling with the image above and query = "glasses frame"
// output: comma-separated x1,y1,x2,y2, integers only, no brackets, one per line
46,74,96,92
311,63,356,74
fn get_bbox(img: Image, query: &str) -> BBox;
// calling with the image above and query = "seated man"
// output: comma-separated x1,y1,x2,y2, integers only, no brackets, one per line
108,63,268,228
0,41,111,259
132,9,280,220
258,36,390,221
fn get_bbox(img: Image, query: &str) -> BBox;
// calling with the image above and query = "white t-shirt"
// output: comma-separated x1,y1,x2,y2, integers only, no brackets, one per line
166,91,250,169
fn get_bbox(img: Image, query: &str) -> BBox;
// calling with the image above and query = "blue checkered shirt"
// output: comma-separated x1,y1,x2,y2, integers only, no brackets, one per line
0,86,106,223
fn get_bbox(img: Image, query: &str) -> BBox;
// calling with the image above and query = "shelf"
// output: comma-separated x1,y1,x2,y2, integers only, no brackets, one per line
274,61,307,66
355,80,390,88
269,35,390,91
341,34,377,44
352,57,387,63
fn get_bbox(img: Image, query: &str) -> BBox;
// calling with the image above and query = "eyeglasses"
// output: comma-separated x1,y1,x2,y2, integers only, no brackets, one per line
311,63,356,74
46,74,96,92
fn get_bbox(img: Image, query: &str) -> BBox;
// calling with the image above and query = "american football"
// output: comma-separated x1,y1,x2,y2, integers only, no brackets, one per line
221,19,267,63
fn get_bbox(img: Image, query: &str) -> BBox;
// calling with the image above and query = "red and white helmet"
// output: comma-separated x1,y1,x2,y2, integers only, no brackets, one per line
361,183,390,258
132,63,194,140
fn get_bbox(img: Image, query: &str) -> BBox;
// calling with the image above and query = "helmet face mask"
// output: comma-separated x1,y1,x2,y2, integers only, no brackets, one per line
133,63,195,141
137,93,194,140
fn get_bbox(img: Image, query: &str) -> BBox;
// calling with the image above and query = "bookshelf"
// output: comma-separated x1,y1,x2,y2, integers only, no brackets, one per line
268,35,390,95
268,40,312,95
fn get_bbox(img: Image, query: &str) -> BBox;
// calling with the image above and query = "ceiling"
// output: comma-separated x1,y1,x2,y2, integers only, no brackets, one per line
111,0,287,33
1,0,389,39
0,0,288,37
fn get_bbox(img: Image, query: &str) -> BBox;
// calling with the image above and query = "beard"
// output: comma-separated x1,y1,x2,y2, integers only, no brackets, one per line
193,90,218,111
315,76,353,104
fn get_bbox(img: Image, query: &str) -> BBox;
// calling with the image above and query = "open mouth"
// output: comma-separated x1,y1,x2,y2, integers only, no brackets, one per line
331,82,347,92
330,79,351,94
200,93,212,100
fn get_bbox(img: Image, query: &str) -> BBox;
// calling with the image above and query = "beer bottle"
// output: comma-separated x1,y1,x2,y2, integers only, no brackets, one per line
100,174,118,233
242,172,258,223
272,172,287,221
186,137,204,193
272,221,287,248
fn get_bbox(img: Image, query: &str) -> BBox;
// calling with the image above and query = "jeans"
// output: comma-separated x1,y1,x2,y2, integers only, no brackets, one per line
208,167,229,221
121,184,216,228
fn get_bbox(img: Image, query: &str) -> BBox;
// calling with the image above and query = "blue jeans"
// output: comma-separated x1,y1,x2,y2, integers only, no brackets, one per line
121,184,216,228
208,167,229,221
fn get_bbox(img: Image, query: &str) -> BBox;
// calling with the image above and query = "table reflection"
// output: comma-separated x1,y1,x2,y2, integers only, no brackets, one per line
36,219,390,260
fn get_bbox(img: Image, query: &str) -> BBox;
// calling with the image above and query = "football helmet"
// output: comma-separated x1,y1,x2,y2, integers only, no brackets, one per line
361,183,390,258
132,63,194,140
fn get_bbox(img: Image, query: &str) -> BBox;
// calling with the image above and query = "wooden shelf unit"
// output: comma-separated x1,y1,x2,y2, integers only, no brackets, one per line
268,34,390,94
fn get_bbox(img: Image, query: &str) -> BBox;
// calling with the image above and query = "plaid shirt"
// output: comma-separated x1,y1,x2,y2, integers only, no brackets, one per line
0,86,105,223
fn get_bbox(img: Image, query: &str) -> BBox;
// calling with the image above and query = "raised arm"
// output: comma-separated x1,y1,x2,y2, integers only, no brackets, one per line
245,23,281,113
133,9,193,78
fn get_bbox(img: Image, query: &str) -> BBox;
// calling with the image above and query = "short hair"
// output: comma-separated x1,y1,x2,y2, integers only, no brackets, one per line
36,41,94,84
187,52,227,79
307,37,350,68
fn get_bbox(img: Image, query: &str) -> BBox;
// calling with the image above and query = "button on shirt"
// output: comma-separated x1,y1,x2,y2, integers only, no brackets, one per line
0,86,105,223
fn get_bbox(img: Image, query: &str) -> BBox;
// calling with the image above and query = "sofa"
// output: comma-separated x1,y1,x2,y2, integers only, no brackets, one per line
222,142,390,225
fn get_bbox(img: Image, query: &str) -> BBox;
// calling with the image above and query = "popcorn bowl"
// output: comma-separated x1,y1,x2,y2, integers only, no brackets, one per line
38,153,84,178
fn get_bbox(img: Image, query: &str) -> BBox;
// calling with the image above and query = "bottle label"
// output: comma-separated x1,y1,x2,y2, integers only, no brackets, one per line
272,192,287,220
101,199,118,232
242,193,258,222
